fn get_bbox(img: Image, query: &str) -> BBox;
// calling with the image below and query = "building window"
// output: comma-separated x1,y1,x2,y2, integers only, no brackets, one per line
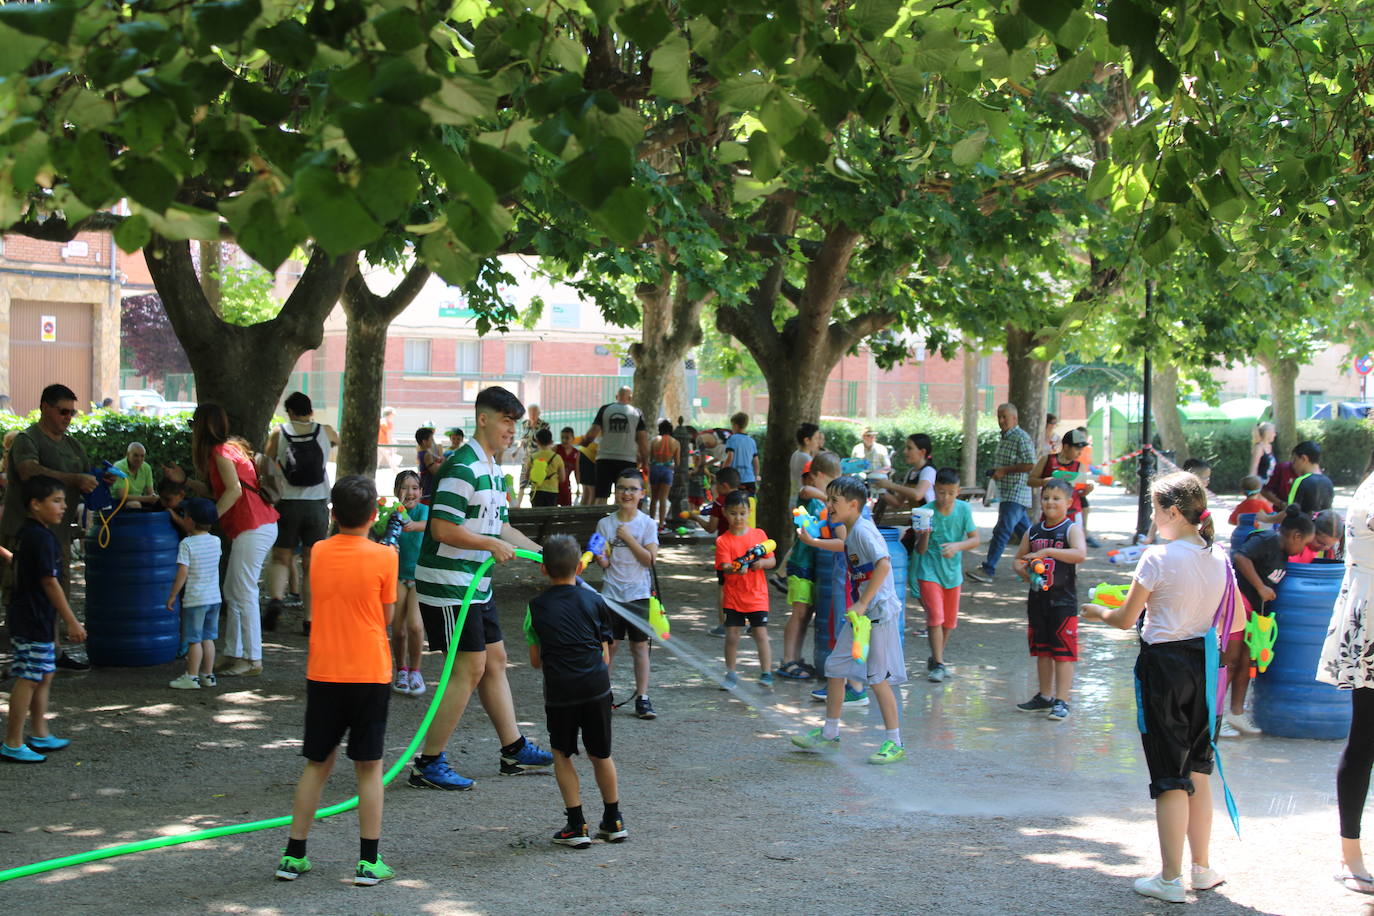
455,340,481,374
404,339,431,375
505,342,531,375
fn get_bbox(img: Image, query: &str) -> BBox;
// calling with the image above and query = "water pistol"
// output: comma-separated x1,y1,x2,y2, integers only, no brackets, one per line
1088,583,1129,608
84,460,128,511
1244,611,1277,678
726,539,776,573
1028,558,1049,591
845,609,872,663
840,457,870,476
792,505,827,537
648,595,671,640
371,498,411,547
674,526,691,536
1051,469,1091,490
580,532,607,570
1107,544,1145,565
681,502,715,519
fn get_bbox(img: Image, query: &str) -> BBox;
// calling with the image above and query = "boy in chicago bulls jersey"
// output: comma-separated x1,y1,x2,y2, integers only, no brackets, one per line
1012,478,1086,722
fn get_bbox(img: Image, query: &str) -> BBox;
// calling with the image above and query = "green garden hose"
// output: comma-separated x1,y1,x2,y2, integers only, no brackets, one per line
0,549,541,884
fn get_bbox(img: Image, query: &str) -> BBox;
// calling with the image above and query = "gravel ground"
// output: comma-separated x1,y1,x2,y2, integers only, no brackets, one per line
1,488,1370,915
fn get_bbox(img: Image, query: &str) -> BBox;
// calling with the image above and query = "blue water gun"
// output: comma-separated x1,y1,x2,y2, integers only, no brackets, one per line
792,505,826,537
840,457,870,476
580,532,607,569
84,460,127,511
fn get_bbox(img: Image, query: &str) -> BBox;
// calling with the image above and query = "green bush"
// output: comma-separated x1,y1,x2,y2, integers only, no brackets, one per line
820,408,1003,483
1174,417,1374,491
1,410,192,470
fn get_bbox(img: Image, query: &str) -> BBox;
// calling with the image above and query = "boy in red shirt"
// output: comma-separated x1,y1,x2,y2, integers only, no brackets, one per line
275,475,398,886
1228,475,1274,526
715,490,775,687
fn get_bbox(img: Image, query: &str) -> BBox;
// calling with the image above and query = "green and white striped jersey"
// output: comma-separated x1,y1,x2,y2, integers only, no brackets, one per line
416,439,508,606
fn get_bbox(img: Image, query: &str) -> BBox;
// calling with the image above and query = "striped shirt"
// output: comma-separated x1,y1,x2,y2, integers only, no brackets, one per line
416,439,508,606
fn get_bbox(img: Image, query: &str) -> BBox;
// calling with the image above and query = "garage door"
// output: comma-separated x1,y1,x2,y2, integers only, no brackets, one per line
8,299,93,413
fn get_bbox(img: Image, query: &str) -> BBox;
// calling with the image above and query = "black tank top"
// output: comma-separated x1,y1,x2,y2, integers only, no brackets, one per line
1027,516,1077,604
1256,450,1275,484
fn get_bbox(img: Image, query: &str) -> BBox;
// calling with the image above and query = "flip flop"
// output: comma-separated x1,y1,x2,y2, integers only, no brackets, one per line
1335,872,1374,895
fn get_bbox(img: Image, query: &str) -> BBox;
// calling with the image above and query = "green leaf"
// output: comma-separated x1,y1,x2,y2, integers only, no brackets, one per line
255,19,315,67
356,164,421,225
117,20,172,55
135,203,222,242
649,31,692,101
113,213,152,253
717,74,773,111
423,75,501,126
1141,213,1181,265
797,75,850,128
1038,51,1096,94
616,1,672,50
556,139,632,210
116,156,178,213
370,57,442,105
191,0,262,46
1149,48,1179,94
587,0,620,26
747,131,782,181
230,78,291,125
0,22,51,70
849,0,902,39
951,129,988,167
591,186,650,245
0,0,76,43
782,125,828,165
818,43,857,78
1201,174,1245,221
419,228,479,286
371,7,427,51
993,14,1034,53
294,166,382,254
1106,0,1158,61
749,19,789,69
1020,0,1076,37
307,0,366,49
338,104,430,163
468,142,528,196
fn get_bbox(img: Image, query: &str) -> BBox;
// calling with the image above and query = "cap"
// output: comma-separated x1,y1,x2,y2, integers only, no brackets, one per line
185,497,219,527
1063,429,1089,448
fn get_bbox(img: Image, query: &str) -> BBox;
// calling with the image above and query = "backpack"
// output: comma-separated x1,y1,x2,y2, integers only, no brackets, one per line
279,423,325,487
247,451,283,506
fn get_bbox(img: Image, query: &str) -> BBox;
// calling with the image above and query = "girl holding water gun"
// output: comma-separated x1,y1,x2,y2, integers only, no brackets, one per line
388,471,431,696
1081,471,1245,904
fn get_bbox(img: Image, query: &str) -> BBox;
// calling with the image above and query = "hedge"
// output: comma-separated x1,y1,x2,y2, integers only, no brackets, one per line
1180,418,1374,491
1,410,193,471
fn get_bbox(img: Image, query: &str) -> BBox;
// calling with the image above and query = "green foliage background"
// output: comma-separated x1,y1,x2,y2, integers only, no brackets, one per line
1,411,192,471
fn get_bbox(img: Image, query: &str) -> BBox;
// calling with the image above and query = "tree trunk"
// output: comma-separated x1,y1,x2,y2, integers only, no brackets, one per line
1150,361,1189,462
1261,355,1301,455
145,236,354,449
629,250,707,428
337,264,432,478
662,359,687,424
725,377,741,415
1005,326,1051,442
961,343,980,483
198,240,222,316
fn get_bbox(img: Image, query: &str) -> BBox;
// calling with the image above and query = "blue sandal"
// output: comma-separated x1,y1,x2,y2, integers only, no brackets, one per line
775,661,809,679
1336,872,1374,895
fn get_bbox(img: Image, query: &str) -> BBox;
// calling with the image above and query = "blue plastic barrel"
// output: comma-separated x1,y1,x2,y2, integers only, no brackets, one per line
880,526,908,638
812,527,908,674
85,510,182,666
1231,512,1258,548
1253,561,1350,740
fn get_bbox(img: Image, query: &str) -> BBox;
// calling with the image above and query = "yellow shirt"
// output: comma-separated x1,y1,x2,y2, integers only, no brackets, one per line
530,448,564,493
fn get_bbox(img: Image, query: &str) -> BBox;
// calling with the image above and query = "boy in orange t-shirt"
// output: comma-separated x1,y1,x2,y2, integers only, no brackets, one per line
276,475,398,887
715,490,775,688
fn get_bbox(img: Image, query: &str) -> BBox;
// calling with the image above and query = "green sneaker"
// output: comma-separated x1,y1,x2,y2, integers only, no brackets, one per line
354,857,395,886
791,728,840,751
868,740,906,765
274,853,312,881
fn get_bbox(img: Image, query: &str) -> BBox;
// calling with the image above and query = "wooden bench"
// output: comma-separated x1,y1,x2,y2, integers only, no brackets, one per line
508,505,608,544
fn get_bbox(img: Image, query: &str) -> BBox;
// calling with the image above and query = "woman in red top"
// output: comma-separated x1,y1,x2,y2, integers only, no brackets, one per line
171,404,279,677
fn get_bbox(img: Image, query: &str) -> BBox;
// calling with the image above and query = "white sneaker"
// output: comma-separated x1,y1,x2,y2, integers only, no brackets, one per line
393,668,412,695
1191,864,1225,890
1134,874,1186,903
1217,720,1241,739
408,669,426,696
1225,711,1262,735
169,673,200,690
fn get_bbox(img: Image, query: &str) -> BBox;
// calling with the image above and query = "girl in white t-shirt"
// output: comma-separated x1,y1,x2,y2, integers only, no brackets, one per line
1082,471,1244,904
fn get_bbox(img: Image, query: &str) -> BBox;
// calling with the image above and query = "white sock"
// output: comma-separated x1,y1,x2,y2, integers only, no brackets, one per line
822,718,840,740
885,729,902,746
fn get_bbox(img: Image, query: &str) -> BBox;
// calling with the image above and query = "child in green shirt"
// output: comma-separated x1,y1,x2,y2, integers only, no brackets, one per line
913,468,979,683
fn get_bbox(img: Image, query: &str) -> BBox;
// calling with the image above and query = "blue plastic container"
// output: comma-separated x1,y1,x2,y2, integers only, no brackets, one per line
1253,561,1350,740
85,510,182,667
811,526,908,674
880,526,908,638
1231,512,1258,548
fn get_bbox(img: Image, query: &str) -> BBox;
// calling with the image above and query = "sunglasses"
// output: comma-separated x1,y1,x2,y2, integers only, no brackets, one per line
44,405,77,417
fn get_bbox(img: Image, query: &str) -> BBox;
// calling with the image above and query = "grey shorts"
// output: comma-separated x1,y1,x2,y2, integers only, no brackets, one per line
273,499,329,551
824,615,908,686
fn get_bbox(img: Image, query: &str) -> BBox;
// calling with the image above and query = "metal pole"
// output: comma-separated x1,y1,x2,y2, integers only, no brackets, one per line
1136,280,1154,540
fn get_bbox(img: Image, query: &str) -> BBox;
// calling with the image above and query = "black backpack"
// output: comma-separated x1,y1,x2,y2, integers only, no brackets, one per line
280,423,326,487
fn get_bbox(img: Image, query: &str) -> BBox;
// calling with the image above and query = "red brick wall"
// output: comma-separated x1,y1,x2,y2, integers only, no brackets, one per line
3,232,112,268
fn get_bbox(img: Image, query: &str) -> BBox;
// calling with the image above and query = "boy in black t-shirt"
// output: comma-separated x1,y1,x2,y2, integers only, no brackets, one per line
4,476,87,763
524,534,625,848
1258,440,1334,523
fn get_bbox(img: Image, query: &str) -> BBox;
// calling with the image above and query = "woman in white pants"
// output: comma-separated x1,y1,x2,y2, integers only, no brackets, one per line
170,404,279,677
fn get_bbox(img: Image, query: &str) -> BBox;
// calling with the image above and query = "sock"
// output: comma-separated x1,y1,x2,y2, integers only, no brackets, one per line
501,736,527,756
822,718,840,740
639,694,649,701
884,729,902,746
359,838,379,864
565,805,585,827
603,801,620,824
417,754,439,767
286,837,307,859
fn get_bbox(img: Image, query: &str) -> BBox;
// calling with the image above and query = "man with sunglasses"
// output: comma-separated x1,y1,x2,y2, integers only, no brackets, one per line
2,385,99,667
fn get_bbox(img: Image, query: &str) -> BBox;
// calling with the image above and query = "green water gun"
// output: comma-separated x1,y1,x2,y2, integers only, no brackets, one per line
845,609,872,663
1244,611,1277,678
371,498,411,546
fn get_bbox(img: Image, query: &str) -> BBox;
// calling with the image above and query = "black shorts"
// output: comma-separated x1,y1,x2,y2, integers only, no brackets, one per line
609,598,651,643
420,601,502,655
578,454,597,488
594,459,638,499
274,499,329,551
1027,597,1078,661
724,609,768,629
302,680,390,762
532,490,557,507
1135,637,1215,798
546,694,613,758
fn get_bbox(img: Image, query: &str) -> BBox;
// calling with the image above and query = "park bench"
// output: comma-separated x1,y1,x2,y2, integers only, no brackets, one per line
508,505,608,544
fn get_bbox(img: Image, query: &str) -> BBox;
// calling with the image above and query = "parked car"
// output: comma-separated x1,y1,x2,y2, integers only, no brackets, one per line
118,388,165,414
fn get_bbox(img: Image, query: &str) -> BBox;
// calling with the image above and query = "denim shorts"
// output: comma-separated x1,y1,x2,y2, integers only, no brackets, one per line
11,637,56,682
181,602,221,643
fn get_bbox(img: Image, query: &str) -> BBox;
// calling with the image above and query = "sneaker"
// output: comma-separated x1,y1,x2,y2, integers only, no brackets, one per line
759,671,774,686
169,673,201,690
553,823,591,848
1225,711,1261,735
967,569,992,584
1191,864,1225,890
354,858,395,886
1048,699,1070,721
55,653,90,671
408,752,475,790
274,853,312,881
1217,720,1241,739
843,686,869,707
200,673,217,687
262,599,283,632
708,625,726,637
634,697,657,720
810,685,829,702
868,740,906,765
1133,873,1186,903
596,817,628,843
1,743,46,763
1017,694,1054,712
791,728,840,751
928,664,947,684
500,739,554,775
408,669,426,696
392,668,411,695
1085,535,1104,548
926,656,937,672
720,671,739,690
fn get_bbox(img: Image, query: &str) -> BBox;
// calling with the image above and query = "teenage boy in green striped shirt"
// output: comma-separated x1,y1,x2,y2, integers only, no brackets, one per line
410,386,552,791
